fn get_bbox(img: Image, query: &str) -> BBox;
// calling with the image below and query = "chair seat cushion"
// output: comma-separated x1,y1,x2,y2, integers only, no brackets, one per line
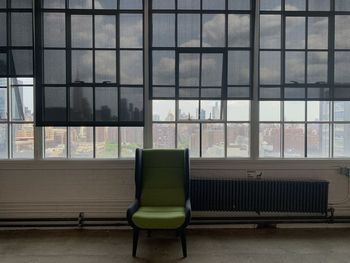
132,206,185,229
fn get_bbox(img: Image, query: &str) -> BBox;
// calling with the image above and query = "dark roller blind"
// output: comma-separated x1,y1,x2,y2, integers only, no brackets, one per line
0,0,33,78
259,0,350,101
35,0,144,127
150,0,253,100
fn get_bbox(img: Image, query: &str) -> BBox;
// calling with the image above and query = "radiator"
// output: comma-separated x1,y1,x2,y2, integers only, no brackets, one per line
191,178,329,214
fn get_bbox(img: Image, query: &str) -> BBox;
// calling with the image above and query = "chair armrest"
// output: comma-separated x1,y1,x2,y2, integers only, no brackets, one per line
127,200,140,227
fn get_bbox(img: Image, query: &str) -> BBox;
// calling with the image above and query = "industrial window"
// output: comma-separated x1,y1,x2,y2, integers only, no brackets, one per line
258,0,350,158
0,78,34,159
0,0,350,160
151,0,253,158
0,1,34,159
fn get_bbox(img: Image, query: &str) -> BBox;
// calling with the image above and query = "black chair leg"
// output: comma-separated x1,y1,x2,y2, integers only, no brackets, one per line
132,229,139,257
180,229,187,257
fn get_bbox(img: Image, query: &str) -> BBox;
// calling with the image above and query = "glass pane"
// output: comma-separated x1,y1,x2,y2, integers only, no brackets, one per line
0,124,8,159
152,100,175,121
260,15,281,49
43,0,65,8
285,51,305,84
201,53,223,87
44,127,67,158
309,0,329,10
71,15,92,48
11,0,32,9
200,101,221,120
202,14,225,47
120,51,143,85
69,127,93,158
307,124,329,158
120,14,142,48
307,52,327,84
202,124,225,158
334,102,350,122
95,127,118,158
335,16,350,49
11,86,33,121
178,100,198,120
334,124,350,157
153,0,174,9
152,86,175,98
120,127,143,158
335,52,350,84
179,53,200,87
228,15,250,47
11,13,32,46
71,50,92,83
307,101,330,122
44,87,66,122
44,50,66,84
0,88,7,120
95,15,116,48
178,14,200,47
10,50,33,76
152,51,175,85
227,100,250,121
69,0,92,8
12,123,34,159
308,17,328,50
259,123,281,158
285,0,305,10
153,123,175,149
203,0,225,9
178,0,200,9
227,123,250,158
260,51,280,85
286,17,305,49
228,0,250,10
0,53,6,75
0,0,5,8
69,87,93,122
228,51,250,85
284,101,305,122
153,14,175,47
335,0,350,11
95,87,118,122
95,0,117,9
43,13,65,48
177,124,200,157
0,13,6,46
284,124,305,158
260,101,280,121
119,87,143,122
95,51,116,83
260,0,281,10
119,0,142,9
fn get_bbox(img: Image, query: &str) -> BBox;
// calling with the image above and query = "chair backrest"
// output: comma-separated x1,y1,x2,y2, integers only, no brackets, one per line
138,149,188,207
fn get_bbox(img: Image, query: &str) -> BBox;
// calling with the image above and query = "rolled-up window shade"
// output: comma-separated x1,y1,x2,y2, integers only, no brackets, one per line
35,0,144,127
0,0,33,78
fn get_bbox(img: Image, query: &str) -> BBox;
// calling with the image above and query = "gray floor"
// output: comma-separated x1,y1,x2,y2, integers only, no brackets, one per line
1,228,350,263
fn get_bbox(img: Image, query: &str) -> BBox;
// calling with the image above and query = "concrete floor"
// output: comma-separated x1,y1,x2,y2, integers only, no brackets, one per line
0,228,350,263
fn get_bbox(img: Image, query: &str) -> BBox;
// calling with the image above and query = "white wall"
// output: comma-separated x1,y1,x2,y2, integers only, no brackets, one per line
0,159,350,219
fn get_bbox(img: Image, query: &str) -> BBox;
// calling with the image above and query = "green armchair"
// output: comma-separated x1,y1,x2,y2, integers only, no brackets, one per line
127,149,191,257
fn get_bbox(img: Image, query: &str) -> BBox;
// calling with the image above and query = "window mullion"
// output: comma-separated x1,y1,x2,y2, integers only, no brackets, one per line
143,0,152,149
251,0,260,160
